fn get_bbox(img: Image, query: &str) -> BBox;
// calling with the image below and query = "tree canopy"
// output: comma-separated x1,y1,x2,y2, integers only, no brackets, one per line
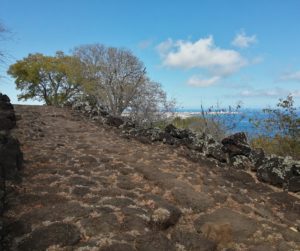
7,52,83,105
73,44,175,120
8,44,175,123
73,44,146,115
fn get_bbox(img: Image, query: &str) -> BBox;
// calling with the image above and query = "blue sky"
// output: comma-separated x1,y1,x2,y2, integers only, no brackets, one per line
1,0,300,108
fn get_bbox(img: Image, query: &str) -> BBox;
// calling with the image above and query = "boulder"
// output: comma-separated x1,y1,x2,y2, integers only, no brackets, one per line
0,93,16,131
188,133,206,151
0,93,13,110
131,127,164,142
221,132,251,157
164,124,191,139
119,119,135,130
249,148,266,171
256,155,300,191
230,155,253,170
105,114,124,127
206,143,227,163
256,156,285,187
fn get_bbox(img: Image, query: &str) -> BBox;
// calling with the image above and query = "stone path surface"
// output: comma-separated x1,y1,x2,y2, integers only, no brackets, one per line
4,105,300,251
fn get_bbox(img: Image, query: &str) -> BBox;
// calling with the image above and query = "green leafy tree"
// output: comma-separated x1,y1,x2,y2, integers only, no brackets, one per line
7,52,83,105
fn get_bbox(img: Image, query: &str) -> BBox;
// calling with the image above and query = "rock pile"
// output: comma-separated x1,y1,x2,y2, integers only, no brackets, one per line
0,93,23,248
73,100,300,193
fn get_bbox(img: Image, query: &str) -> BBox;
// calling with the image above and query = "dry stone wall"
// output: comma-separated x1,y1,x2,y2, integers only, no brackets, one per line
72,100,300,194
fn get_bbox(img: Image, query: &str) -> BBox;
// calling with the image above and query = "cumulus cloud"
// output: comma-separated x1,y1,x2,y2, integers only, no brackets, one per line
187,75,220,87
232,31,257,48
157,36,247,76
237,87,300,98
279,70,300,82
156,36,259,88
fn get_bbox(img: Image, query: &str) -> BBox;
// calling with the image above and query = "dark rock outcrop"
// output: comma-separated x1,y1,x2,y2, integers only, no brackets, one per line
105,114,124,127
0,93,16,131
0,93,23,249
0,133,23,181
249,148,266,171
257,156,300,192
165,124,191,140
221,132,251,157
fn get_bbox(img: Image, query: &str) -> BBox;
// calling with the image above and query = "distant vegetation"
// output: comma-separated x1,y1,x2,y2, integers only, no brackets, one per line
170,95,300,159
169,103,243,141
250,95,300,159
8,44,175,124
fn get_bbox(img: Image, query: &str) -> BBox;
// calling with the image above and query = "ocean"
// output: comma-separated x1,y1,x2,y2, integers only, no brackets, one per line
174,108,270,138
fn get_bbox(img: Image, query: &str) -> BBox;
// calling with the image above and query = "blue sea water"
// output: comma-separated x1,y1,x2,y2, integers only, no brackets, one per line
175,108,268,138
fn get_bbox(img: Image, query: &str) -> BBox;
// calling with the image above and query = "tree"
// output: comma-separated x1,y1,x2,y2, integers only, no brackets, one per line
128,80,176,124
7,52,83,105
73,44,147,115
251,94,300,137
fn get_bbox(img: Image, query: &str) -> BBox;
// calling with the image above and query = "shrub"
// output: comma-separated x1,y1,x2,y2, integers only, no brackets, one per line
250,94,300,159
170,102,243,141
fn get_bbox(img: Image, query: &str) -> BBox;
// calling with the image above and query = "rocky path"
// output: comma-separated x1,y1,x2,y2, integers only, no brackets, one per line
3,105,300,251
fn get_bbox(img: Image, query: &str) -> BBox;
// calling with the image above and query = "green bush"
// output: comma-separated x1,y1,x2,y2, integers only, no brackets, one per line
251,135,300,159
171,116,226,139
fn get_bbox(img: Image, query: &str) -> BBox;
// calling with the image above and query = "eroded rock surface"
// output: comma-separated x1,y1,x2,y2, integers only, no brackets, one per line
3,105,300,250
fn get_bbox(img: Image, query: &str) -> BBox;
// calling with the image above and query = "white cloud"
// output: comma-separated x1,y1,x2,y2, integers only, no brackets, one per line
232,31,257,48
279,70,300,82
187,75,220,87
157,36,247,76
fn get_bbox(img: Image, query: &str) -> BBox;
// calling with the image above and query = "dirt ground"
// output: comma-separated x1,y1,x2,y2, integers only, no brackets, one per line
4,105,300,251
